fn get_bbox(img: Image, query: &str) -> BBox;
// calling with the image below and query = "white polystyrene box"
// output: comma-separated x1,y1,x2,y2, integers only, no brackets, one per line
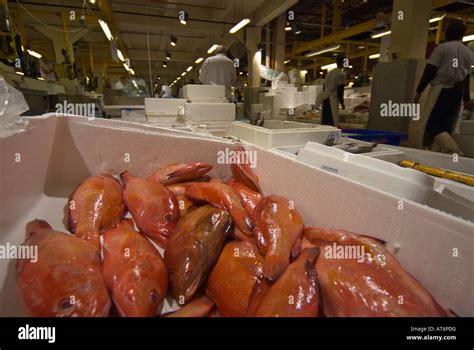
183,85,226,100
0,115,473,316
226,121,340,149
145,98,186,116
184,103,236,122
296,142,474,222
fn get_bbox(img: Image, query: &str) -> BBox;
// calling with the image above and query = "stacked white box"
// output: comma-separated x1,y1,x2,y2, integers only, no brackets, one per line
145,98,186,117
184,103,236,122
304,85,322,105
183,85,226,101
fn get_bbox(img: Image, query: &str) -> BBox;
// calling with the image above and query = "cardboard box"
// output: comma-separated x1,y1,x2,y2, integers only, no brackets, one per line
0,116,473,316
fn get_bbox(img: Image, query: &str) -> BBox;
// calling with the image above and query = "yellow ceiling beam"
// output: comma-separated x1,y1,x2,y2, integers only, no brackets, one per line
96,0,128,59
290,0,461,57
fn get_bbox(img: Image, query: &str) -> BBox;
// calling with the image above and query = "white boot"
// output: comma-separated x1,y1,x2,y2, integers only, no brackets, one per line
434,132,465,156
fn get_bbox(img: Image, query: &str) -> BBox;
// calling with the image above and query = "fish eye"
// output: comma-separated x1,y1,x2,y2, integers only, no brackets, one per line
164,213,173,224
150,290,158,304
59,298,75,310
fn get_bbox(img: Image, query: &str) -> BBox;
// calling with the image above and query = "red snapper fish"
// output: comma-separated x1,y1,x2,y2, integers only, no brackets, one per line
17,220,111,317
102,219,168,317
68,174,125,249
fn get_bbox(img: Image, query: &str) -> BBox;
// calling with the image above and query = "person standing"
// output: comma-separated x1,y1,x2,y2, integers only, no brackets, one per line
160,82,173,98
114,76,129,90
414,20,474,155
199,45,236,102
317,55,346,126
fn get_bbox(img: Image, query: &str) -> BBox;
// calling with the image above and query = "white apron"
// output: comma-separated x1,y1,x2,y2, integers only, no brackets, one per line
408,83,446,149
316,90,339,125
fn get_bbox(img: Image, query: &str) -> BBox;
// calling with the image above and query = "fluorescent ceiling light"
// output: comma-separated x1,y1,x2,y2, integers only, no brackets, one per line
207,44,218,54
98,19,113,41
305,44,340,57
177,77,181,80
321,63,337,70
27,49,42,58
186,66,193,72
195,57,204,64
181,72,187,76
284,60,290,64
429,13,446,23
371,30,391,39
15,71,24,75
117,49,125,62
369,53,380,60
229,18,251,34
129,68,135,75
462,34,474,42
285,22,292,31
38,77,45,81
294,30,302,35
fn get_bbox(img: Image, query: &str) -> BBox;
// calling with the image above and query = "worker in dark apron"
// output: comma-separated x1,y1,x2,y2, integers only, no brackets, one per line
414,20,474,156
317,55,346,126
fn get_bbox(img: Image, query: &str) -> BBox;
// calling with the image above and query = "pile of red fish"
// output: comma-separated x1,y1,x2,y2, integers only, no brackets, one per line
16,146,450,317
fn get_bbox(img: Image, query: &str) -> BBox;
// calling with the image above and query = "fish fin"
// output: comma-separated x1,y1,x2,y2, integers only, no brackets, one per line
120,171,131,185
247,277,271,316
26,219,51,236
291,238,302,259
263,254,288,281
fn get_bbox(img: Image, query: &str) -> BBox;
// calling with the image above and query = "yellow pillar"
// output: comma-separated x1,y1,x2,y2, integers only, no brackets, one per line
16,13,26,46
60,12,72,62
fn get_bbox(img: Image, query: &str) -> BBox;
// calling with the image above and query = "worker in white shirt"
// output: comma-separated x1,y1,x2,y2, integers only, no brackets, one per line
114,76,128,90
414,20,473,155
199,45,236,102
318,55,346,126
160,82,173,98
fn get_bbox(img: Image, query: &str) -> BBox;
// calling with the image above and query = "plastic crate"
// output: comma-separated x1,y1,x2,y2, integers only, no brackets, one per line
342,129,408,146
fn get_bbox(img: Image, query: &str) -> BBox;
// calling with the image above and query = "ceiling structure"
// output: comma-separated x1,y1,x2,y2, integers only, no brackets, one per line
283,0,474,76
6,0,474,85
7,0,293,84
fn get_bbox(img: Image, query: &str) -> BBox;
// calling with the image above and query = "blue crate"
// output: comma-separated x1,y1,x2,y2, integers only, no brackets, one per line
341,129,408,146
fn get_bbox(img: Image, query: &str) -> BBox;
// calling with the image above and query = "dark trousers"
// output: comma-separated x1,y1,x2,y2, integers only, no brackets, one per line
322,98,334,126
425,83,463,139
